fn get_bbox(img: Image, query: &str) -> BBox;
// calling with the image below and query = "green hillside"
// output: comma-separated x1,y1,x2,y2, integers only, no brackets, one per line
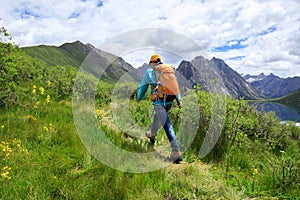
22,41,132,83
273,88,300,113
58,40,92,64
23,44,81,67
1,28,300,199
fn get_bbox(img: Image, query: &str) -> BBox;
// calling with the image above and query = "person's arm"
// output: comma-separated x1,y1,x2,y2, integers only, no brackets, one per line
137,70,151,102
176,94,182,109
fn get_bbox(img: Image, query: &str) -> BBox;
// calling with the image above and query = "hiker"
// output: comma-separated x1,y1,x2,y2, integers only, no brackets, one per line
137,54,182,162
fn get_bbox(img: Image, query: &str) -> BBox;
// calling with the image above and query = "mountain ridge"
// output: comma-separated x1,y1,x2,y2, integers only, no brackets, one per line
22,40,136,82
23,40,299,100
175,56,265,99
23,44,81,67
243,73,300,98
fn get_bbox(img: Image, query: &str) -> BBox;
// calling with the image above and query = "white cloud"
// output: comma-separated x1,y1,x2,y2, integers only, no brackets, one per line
0,0,300,77
227,41,238,47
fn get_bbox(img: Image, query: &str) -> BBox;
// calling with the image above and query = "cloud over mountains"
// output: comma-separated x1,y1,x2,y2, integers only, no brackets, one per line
0,0,299,77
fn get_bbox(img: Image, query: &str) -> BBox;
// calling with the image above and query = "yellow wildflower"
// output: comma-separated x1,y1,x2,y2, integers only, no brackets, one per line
1,125,4,128
33,85,36,89
1,171,10,180
12,138,21,146
253,168,258,175
45,95,50,103
23,149,29,154
96,109,105,119
47,123,56,133
39,87,45,95
2,166,11,171
3,146,12,153
47,81,52,87
44,126,49,132
251,168,259,176
32,89,36,94
24,115,37,121
34,101,40,109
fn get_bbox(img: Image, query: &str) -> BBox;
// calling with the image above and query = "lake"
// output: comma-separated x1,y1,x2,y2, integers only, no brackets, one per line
249,102,300,125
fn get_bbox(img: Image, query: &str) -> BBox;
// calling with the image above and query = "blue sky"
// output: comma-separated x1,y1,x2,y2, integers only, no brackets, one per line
212,38,249,52
0,0,300,77
212,26,277,52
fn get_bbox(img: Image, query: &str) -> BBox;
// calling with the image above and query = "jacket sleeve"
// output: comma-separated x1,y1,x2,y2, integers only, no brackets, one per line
137,70,151,101
176,94,182,102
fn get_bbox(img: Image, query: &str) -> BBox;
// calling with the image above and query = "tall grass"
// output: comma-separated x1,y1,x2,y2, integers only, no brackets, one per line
1,98,244,199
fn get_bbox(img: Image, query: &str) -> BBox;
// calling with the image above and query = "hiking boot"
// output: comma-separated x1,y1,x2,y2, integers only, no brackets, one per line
167,150,182,163
145,131,155,144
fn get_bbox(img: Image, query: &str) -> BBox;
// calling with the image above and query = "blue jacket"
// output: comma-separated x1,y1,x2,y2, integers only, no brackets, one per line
137,67,181,106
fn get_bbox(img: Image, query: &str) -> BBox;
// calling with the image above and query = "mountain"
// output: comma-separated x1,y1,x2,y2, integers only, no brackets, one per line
176,56,265,100
211,57,265,99
24,40,299,100
243,73,300,98
23,43,81,67
23,41,136,82
135,63,149,81
58,40,94,64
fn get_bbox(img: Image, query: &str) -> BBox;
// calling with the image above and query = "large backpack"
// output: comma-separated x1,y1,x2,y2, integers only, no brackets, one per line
152,64,180,102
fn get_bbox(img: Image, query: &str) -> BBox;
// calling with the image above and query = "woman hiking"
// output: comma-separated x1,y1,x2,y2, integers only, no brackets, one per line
137,54,182,163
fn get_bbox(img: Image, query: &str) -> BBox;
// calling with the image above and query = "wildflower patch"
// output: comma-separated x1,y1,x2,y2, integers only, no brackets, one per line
0,138,29,181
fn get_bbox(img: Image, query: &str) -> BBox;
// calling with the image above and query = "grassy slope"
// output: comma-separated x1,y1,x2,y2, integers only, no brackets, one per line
58,41,89,64
0,98,244,199
22,45,81,67
22,43,128,83
1,80,298,199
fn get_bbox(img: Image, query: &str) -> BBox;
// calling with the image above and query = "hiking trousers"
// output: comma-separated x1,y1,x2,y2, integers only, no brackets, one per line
151,104,179,151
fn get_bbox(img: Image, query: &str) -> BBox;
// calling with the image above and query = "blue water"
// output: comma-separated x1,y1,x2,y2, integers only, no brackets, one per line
249,102,300,123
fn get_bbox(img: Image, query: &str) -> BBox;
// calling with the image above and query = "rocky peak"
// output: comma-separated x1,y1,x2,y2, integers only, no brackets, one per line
176,60,195,80
59,40,95,63
177,56,265,99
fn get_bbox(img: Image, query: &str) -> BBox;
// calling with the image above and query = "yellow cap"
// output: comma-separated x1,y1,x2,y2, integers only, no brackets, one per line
149,54,162,64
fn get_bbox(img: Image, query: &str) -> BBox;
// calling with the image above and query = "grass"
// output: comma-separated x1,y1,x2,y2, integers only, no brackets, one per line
22,45,81,68
0,85,299,199
0,98,248,200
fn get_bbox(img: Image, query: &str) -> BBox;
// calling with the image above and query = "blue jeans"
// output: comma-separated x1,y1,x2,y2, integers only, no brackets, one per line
151,104,179,151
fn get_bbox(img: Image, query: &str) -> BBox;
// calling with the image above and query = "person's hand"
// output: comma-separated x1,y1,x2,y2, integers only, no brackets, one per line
178,101,182,109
